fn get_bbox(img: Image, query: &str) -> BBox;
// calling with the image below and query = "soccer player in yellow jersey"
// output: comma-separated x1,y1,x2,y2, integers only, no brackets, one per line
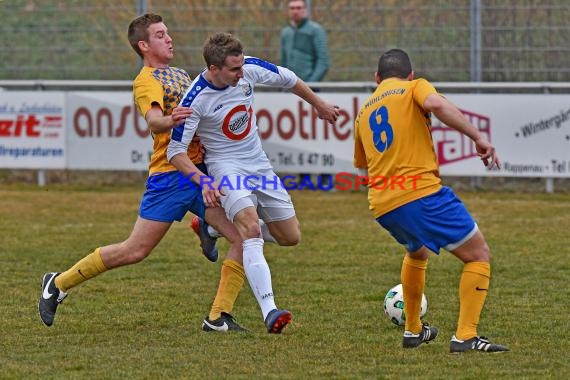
354,49,509,353
38,13,250,332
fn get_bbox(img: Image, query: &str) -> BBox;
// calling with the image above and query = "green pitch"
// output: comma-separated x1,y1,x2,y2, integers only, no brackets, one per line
1,185,568,378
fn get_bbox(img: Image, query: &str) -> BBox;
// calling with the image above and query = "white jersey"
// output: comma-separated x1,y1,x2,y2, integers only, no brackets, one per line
167,57,297,175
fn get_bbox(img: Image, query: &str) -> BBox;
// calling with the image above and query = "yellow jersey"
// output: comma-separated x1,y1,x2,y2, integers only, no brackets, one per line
353,77,442,218
133,65,202,175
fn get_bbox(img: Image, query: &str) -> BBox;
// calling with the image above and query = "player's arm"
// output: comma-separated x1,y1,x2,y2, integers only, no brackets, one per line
169,153,221,208
353,114,368,175
134,74,191,134
145,104,193,134
290,79,339,124
423,94,500,169
167,118,222,207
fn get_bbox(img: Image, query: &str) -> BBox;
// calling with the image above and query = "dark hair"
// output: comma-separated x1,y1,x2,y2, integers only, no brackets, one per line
127,13,163,59
203,32,244,68
377,49,413,79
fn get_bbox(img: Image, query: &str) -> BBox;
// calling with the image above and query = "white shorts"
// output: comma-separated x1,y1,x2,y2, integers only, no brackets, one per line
209,165,295,222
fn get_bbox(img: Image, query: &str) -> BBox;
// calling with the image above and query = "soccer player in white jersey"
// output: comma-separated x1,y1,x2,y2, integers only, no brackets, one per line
167,32,340,333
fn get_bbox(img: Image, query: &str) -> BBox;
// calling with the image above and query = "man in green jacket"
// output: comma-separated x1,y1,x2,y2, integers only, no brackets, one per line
280,0,330,82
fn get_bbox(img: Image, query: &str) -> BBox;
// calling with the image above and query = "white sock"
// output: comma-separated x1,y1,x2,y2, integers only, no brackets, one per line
242,238,276,320
259,219,277,244
207,219,274,242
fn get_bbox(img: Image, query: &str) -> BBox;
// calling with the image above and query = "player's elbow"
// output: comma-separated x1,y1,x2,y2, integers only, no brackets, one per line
423,94,447,114
166,143,184,163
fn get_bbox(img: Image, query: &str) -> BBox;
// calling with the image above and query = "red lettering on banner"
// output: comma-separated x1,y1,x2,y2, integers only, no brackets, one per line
0,115,41,137
133,103,148,137
96,108,113,137
72,104,148,138
432,109,491,165
256,96,359,141
277,109,295,140
256,109,272,140
0,120,12,136
297,101,310,139
74,107,92,137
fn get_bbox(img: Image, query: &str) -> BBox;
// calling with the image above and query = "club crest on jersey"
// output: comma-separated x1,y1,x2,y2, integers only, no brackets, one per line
222,104,253,141
241,83,253,96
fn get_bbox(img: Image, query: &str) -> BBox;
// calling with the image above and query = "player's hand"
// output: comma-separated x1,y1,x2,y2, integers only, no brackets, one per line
475,138,501,170
316,102,340,124
171,106,193,126
201,182,224,208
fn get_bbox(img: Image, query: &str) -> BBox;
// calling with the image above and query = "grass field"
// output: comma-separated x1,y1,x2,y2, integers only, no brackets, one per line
1,185,569,379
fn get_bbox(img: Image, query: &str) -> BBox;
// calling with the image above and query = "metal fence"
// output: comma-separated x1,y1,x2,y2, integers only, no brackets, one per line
1,0,569,82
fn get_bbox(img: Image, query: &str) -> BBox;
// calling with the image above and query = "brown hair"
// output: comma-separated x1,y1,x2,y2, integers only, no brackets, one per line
203,32,244,68
127,13,163,59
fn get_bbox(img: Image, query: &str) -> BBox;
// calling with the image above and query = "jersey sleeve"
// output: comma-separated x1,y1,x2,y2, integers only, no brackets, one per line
412,78,439,110
353,110,367,169
244,56,298,89
167,109,199,162
133,71,165,119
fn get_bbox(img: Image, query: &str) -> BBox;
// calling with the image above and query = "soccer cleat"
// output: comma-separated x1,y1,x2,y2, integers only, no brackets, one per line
402,323,439,348
202,312,249,332
38,272,67,327
265,309,292,334
450,335,509,353
190,216,218,262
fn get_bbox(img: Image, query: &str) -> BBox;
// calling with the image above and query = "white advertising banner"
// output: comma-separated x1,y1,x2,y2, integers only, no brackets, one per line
1,90,569,178
255,93,367,173
66,92,151,170
0,92,66,169
442,94,570,177
254,93,570,177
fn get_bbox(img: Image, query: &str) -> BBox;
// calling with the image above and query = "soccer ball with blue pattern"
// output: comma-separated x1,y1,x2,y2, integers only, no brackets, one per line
383,283,427,326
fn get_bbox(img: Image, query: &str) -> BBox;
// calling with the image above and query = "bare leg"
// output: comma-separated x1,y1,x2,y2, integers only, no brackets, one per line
100,217,171,268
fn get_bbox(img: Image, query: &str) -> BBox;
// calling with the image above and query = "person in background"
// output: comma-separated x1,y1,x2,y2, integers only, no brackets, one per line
280,0,330,83
281,0,332,189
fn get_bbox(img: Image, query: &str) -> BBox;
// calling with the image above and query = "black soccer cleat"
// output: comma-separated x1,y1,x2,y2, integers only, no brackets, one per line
202,312,249,332
38,272,67,327
450,335,509,353
402,323,439,348
190,216,219,262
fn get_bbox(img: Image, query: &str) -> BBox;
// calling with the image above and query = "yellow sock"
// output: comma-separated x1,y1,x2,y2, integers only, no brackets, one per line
208,259,245,321
401,255,428,334
54,248,108,292
456,261,491,340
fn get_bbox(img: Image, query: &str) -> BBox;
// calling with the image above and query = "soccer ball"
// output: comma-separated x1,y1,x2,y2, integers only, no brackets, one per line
383,283,428,326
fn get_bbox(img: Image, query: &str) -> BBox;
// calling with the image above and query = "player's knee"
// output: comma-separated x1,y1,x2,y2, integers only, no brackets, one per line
121,242,152,264
476,242,491,262
129,249,150,264
461,242,491,263
275,230,301,246
241,220,262,239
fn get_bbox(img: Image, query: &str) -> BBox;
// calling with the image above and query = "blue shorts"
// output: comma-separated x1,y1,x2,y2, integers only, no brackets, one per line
139,165,207,223
376,186,478,254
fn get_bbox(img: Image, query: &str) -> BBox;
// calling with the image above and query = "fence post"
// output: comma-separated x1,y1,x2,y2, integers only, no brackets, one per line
37,169,46,187
470,0,482,82
545,178,554,193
